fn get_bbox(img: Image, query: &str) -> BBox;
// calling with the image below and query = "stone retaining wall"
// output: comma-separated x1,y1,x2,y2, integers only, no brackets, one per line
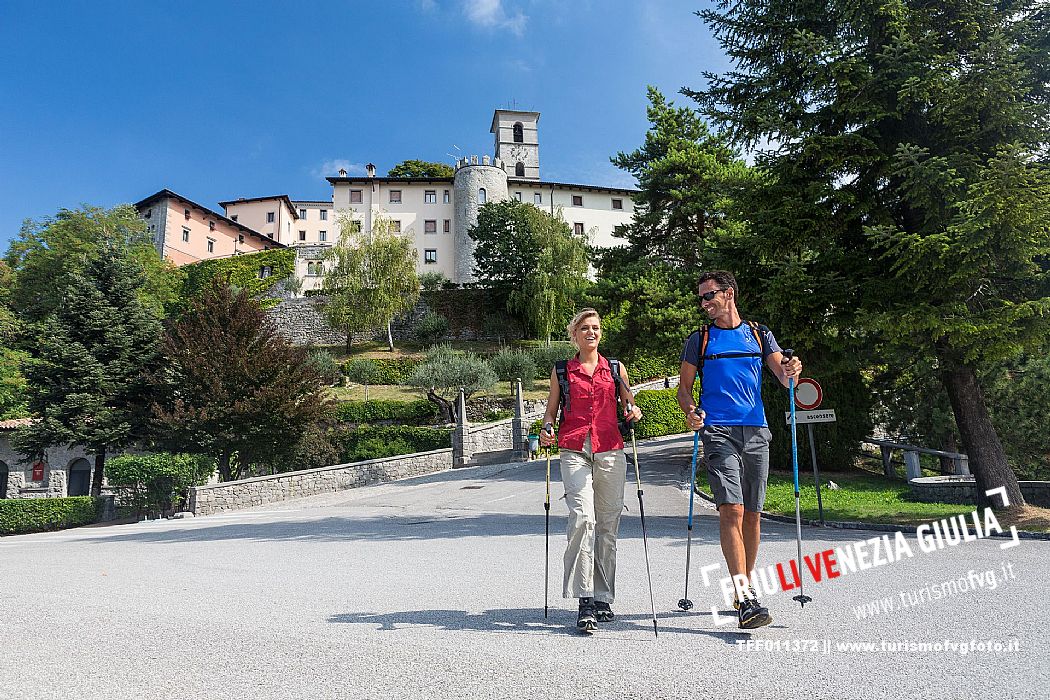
909,476,1050,507
189,448,452,515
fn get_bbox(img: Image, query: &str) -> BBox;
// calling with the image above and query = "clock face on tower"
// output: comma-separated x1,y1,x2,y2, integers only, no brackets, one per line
509,145,529,163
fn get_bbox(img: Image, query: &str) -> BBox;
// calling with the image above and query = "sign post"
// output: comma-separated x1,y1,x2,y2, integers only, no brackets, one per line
785,378,830,525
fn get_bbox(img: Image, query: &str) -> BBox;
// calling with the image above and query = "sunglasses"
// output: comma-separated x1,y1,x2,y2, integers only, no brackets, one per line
699,288,728,302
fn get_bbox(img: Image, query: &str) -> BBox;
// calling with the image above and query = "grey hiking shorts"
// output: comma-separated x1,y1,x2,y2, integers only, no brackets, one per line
700,425,772,512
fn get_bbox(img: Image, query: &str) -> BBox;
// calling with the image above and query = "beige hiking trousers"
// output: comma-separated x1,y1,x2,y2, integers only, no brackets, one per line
560,434,628,603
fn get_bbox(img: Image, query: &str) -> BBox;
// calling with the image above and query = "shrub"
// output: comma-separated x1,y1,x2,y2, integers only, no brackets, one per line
418,272,446,292
0,496,103,535
406,344,498,422
306,347,343,386
625,354,678,382
106,453,214,514
490,347,538,385
332,425,452,462
529,342,576,374
343,357,420,386
414,312,450,344
334,399,438,424
632,388,689,439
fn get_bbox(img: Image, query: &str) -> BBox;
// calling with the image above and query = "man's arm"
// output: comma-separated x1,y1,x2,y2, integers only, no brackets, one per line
765,351,803,387
678,361,704,430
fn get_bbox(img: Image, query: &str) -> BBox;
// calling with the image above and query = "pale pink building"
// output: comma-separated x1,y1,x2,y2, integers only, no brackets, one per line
135,189,284,266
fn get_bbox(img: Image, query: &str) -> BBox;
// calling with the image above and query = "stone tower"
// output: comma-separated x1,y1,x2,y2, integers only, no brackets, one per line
453,155,509,283
491,109,540,180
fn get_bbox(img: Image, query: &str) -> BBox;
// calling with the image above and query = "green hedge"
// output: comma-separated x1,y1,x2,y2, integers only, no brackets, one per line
0,496,103,535
625,354,678,383
334,399,438,424
106,453,213,514
343,357,420,385
633,388,689,439
332,425,452,462
182,248,296,309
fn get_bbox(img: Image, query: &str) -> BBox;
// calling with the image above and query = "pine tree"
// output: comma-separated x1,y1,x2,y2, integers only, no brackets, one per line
151,277,332,481
691,0,1050,507
13,244,163,496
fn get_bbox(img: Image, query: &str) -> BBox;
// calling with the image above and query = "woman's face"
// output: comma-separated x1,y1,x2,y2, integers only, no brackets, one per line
573,315,601,352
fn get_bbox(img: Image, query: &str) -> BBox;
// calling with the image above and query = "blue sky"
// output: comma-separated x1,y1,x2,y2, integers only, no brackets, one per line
0,0,728,253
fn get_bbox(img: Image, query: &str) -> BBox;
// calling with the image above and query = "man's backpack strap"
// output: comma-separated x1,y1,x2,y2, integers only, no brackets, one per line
746,320,772,359
554,360,571,419
696,325,711,371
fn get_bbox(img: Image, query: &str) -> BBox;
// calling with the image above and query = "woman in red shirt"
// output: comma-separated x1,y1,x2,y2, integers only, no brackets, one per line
540,308,642,632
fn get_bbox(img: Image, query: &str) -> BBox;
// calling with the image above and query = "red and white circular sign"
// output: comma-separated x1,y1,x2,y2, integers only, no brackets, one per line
794,377,822,410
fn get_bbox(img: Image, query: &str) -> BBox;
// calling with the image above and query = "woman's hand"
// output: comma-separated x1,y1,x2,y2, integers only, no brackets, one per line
539,422,556,447
628,404,643,424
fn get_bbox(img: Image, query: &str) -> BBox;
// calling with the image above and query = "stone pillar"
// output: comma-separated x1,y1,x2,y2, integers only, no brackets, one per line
954,455,971,476
452,387,473,467
903,450,922,481
511,378,530,461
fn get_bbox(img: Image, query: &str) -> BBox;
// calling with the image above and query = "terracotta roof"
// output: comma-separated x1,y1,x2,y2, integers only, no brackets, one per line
0,417,34,430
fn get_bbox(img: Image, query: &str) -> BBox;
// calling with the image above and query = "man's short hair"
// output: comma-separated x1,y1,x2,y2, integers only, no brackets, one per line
697,270,739,299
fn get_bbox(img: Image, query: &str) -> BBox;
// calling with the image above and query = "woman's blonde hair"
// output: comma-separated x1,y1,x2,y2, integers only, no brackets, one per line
566,308,601,348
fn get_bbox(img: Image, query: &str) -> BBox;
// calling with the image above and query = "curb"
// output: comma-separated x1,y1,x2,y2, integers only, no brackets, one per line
693,488,1050,541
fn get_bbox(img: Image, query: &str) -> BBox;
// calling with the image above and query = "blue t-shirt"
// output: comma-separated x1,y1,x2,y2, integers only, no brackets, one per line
680,323,782,426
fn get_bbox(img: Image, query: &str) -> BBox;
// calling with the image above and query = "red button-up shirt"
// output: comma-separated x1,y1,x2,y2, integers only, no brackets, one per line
557,354,624,454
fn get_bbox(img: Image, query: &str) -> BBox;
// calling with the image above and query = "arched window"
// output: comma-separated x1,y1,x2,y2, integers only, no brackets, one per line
513,122,524,143
478,187,487,204
515,162,525,177
68,458,91,497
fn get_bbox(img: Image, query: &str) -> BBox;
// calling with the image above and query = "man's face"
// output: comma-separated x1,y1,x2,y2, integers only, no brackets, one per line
698,280,732,318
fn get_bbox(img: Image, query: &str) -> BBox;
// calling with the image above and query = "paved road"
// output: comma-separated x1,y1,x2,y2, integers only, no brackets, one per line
1,434,1045,699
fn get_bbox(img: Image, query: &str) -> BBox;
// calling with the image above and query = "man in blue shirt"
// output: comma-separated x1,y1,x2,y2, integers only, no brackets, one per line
677,270,802,628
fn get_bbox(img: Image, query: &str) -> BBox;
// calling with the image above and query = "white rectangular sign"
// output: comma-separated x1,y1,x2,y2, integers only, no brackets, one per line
784,409,837,425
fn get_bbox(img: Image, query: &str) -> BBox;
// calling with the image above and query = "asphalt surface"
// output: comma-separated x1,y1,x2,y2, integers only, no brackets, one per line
1,433,1046,699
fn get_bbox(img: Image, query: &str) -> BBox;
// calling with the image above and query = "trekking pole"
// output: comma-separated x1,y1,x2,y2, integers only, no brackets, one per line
784,350,812,608
544,443,552,619
628,406,659,638
677,420,700,612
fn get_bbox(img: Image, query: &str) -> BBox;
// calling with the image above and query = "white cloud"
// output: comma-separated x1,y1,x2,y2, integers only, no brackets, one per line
314,159,367,178
418,0,437,11
462,0,527,36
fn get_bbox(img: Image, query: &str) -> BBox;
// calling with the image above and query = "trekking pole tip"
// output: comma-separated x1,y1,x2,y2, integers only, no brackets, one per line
677,598,693,611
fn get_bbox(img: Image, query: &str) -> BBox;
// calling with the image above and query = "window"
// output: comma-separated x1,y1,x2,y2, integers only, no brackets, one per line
390,220,401,233
181,227,190,243
259,265,273,278
443,190,450,204
574,222,585,236
231,214,238,222
513,122,524,143
266,211,275,223
208,220,215,231
515,192,522,202
425,190,437,204
307,261,321,276
424,249,437,264
424,220,437,234
299,230,307,242
443,219,451,233
299,208,307,219
534,192,542,205
206,238,215,253
350,190,362,204
184,208,190,220
389,190,402,204
478,188,486,204
572,195,583,207
144,209,151,219
515,162,525,177
612,198,623,210
319,209,328,221
319,230,327,242
238,234,244,243
348,220,362,233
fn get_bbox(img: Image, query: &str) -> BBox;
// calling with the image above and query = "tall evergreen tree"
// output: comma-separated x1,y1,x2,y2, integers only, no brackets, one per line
151,278,332,481
13,244,163,496
691,0,1050,507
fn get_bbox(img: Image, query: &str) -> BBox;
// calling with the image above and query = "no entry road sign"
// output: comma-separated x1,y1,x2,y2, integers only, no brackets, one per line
794,377,823,410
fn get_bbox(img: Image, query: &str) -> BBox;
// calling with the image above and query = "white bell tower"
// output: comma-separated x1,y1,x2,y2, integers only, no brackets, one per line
491,109,540,180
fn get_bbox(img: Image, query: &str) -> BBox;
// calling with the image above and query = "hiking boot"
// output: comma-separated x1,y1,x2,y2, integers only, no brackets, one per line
577,597,597,632
594,600,614,622
738,597,772,629
733,586,759,611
